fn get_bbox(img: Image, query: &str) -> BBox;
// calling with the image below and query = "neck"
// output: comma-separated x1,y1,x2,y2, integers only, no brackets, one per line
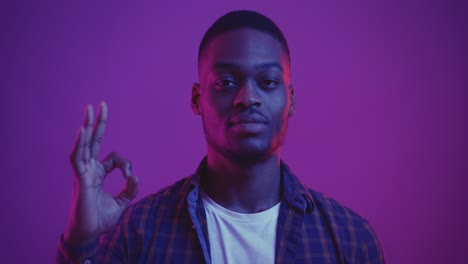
202,148,282,213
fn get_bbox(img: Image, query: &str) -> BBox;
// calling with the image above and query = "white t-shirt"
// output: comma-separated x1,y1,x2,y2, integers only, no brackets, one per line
201,191,281,264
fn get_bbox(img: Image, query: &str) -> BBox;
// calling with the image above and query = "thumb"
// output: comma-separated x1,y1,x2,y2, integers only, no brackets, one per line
116,176,139,208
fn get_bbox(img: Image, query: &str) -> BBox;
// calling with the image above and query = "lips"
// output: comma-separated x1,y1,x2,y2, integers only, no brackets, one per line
229,113,268,126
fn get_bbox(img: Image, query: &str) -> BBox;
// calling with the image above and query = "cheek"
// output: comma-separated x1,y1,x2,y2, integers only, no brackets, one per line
271,91,290,116
269,94,291,131
201,89,232,122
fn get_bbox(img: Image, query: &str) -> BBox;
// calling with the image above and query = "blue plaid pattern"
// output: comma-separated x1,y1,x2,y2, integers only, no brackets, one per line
57,158,385,263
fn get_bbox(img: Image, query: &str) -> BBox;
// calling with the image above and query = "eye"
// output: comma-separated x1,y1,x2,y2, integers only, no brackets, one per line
216,79,237,89
261,79,279,89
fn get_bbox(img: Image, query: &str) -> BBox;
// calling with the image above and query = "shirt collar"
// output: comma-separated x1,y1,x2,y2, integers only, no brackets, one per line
280,160,315,213
188,156,315,213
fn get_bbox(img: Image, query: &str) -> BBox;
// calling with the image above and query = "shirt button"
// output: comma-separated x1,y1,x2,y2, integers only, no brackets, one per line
84,260,91,264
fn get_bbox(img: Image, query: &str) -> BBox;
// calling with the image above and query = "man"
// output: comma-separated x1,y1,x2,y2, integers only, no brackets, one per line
57,10,385,263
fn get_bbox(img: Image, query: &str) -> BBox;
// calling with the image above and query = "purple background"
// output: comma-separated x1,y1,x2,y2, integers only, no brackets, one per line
1,0,467,263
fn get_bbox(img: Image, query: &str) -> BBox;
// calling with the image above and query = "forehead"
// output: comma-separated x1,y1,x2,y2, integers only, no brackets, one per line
199,28,289,71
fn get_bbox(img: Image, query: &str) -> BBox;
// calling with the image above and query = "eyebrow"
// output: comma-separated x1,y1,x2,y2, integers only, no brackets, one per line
213,61,283,72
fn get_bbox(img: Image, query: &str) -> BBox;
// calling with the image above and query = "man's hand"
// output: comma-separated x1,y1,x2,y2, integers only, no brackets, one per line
63,101,139,244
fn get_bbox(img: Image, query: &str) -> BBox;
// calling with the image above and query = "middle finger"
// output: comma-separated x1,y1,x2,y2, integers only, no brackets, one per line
83,104,94,163
91,101,108,160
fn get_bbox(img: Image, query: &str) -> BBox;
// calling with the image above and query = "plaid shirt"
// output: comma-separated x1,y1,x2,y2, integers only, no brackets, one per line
57,158,385,263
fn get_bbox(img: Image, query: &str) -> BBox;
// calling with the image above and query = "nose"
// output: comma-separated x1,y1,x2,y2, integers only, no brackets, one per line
233,79,261,108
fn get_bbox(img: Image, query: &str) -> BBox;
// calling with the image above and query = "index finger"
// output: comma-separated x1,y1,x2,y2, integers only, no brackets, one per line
91,101,108,159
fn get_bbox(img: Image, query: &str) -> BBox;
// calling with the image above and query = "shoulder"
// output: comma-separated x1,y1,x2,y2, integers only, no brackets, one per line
121,175,194,222
309,188,385,263
308,189,385,262
308,188,368,228
308,188,378,240
98,176,196,260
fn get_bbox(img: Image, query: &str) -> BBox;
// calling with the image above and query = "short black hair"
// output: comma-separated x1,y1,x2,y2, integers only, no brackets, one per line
198,10,290,63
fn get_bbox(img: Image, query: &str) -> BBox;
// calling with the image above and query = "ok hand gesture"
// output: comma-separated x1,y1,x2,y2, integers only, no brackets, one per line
64,102,139,244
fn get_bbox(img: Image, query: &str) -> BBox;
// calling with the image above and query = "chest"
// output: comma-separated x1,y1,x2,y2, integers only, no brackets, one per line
128,210,348,264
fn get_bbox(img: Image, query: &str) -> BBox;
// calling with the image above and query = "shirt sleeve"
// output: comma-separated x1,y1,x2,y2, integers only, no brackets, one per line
55,234,99,264
358,220,386,264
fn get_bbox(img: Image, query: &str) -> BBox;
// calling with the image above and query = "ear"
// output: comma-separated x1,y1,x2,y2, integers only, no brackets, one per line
191,82,202,115
288,85,295,117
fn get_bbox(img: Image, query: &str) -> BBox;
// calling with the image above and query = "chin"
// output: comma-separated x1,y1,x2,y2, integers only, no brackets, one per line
227,141,278,163
206,132,284,163
229,151,271,164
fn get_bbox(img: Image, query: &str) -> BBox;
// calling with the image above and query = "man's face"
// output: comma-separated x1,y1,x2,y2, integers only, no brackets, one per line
193,28,295,162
